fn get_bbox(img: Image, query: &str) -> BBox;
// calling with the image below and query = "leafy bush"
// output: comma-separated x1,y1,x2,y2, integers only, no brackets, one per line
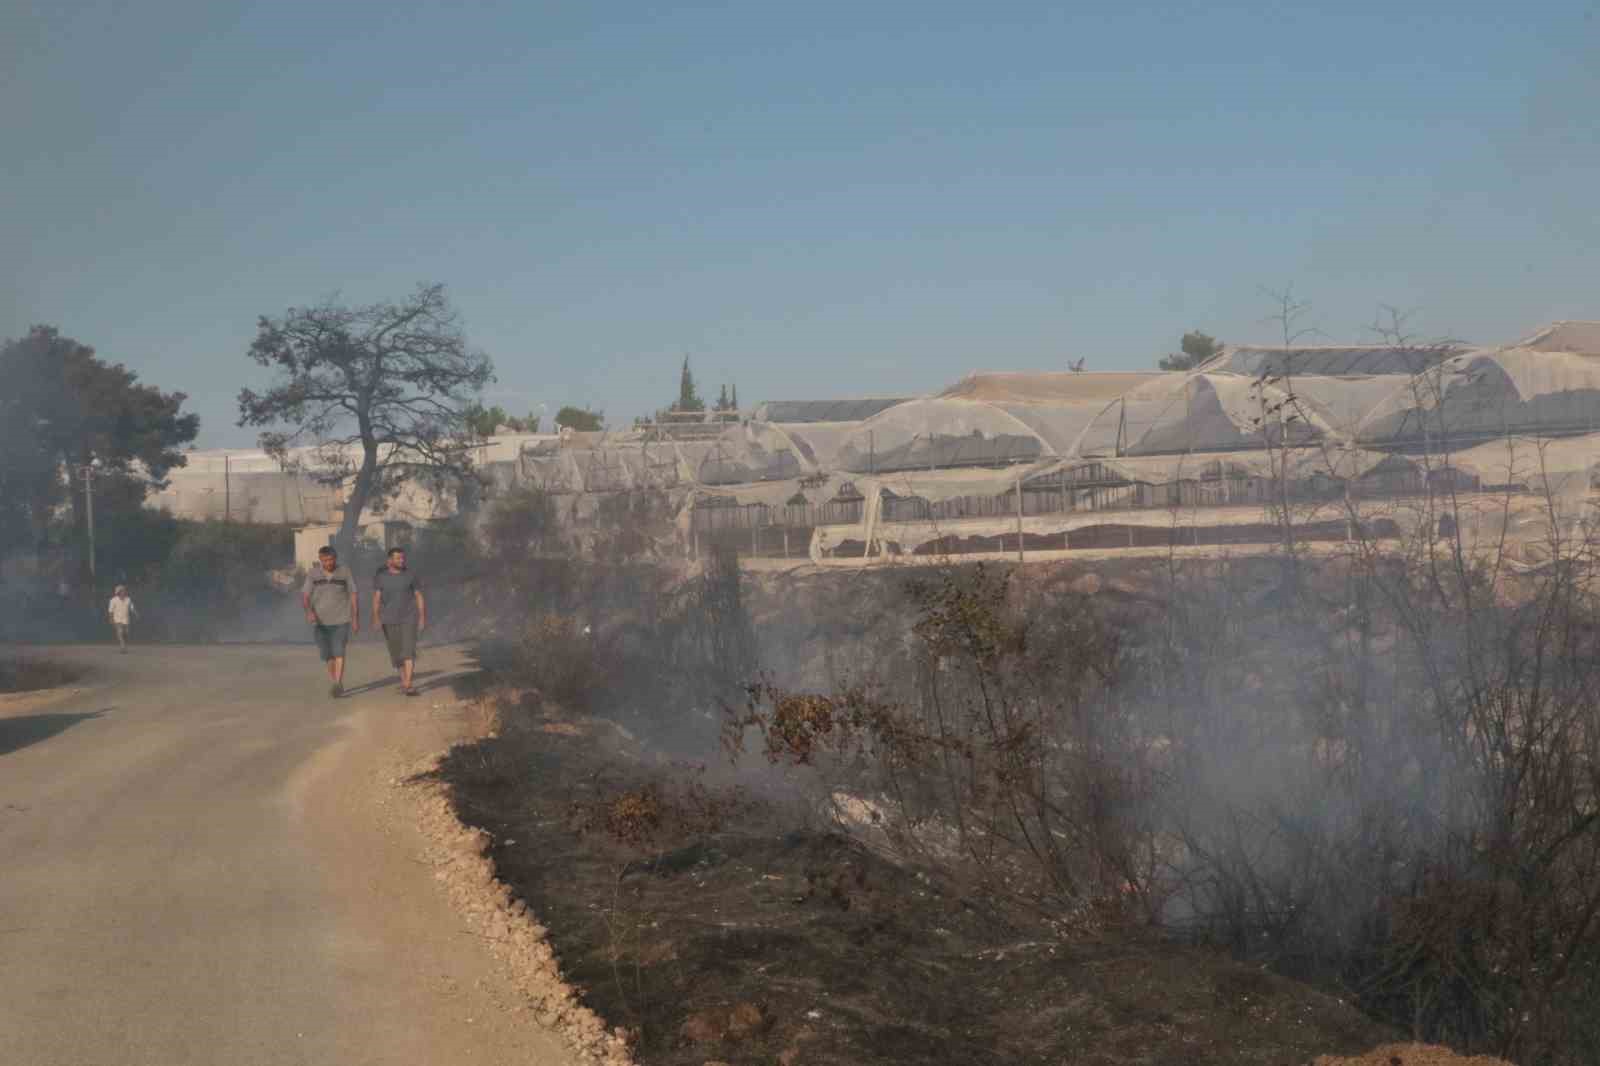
131,520,294,641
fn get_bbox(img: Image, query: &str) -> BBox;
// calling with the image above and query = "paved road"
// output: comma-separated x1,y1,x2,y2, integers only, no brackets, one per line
0,640,573,1066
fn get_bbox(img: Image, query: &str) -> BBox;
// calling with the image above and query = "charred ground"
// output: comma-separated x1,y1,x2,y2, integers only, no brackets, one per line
438,700,1396,1065
428,508,1600,1066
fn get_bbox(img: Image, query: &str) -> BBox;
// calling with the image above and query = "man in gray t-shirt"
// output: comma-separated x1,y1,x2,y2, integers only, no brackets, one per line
301,545,359,698
372,546,426,696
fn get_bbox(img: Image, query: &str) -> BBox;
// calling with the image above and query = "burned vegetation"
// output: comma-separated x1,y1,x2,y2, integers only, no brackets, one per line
439,646,1394,1065
427,447,1600,1065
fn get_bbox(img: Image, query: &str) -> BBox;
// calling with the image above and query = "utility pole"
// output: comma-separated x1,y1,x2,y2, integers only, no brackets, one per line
1015,474,1025,563
80,465,96,583
225,453,231,522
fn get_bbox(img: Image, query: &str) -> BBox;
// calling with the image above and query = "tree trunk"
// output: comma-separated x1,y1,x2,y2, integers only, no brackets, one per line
335,442,379,559
70,449,91,591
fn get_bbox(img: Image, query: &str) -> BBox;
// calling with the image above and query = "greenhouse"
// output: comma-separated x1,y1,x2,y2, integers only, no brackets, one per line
147,320,1600,565
496,321,1600,563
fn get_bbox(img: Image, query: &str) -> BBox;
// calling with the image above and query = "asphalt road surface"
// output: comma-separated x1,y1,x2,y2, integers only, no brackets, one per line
0,640,574,1066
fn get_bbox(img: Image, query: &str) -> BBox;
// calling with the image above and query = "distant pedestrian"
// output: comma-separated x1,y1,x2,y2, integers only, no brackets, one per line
107,585,138,652
372,546,426,697
302,546,359,698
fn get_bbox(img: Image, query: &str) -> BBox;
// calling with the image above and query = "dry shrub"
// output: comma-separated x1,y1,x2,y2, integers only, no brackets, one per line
483,466,1600,1062
509,611,600,708
1146,530,1600,1063
575,772,756,858
724,543,1600,1064
480,489,756,752
601,785,663,849
727,563,1146,910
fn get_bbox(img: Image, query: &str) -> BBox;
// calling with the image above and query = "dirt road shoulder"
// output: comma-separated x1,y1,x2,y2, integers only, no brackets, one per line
289,658,627,1065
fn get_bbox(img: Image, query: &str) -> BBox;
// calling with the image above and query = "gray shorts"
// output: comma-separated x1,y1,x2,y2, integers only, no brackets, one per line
313,623,350,662
383,623,418,667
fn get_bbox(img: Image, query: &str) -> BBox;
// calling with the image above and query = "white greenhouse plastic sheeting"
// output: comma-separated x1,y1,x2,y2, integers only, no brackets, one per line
1355,348,1600,446
938,371,1162,404
147,471,341,524
142,322,1600,563
1198,344,1464,378
1517,321,1600,356
145,433,553,527
505,322,1600,562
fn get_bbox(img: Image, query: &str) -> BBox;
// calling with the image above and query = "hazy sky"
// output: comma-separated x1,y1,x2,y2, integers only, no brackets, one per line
5,0,1597,447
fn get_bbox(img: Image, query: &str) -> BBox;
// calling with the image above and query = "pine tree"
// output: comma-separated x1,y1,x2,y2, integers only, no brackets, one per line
675,356,705,412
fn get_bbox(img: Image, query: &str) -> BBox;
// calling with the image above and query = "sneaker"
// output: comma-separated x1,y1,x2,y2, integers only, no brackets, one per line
330,683,342,699
404,687,419,698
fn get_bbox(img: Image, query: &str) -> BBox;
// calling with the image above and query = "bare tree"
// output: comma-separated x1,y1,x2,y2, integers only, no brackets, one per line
237,283,494,555
1246,284,1323,592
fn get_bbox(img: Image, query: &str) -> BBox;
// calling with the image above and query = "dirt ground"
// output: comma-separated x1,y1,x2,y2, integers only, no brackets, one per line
436,698,1410,1066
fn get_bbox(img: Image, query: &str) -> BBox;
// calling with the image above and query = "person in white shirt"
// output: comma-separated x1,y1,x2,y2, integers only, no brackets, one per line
107,585,137,653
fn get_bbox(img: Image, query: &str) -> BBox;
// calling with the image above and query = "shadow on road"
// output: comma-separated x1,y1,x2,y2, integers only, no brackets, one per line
414,670,467,695
341,670,447,698
0,709,111,757
341,676,400,698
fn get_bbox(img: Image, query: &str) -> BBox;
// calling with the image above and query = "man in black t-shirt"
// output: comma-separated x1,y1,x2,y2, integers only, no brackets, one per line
372,546,426,697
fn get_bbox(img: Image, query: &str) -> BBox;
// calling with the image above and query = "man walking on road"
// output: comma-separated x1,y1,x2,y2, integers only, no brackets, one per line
106,585,138,653
302,546,359,698
373,546,425,697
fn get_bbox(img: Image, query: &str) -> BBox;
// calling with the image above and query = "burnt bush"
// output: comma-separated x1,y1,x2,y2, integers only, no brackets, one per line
727,562,1151,911
1126,523,1600,1065
475,487,757,752
721,546,1600,1064
483,477,1600,1062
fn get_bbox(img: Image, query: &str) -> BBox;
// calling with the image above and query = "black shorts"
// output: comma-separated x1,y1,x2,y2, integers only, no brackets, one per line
313,623,350,662
383,623,418,667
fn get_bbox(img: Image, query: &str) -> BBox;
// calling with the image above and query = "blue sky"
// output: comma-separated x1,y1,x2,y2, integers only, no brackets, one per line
5,0,1597,446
